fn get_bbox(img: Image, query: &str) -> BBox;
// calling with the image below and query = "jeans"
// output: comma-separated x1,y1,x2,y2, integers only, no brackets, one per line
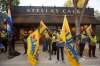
57,47,64,61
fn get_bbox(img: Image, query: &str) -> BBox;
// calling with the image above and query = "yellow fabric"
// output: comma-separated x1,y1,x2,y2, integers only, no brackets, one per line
86,25,92,36
65,49,80,66
27,21,47,66
81,34,86,39
60,15,80,66
31,29,40,55
90,36,97,45
27,35,37,66
39,20,47,34
77,0,86,8
86,24,97,45
27,35,31,55
60,15,72,42
27,29,40,66
65,0,73,7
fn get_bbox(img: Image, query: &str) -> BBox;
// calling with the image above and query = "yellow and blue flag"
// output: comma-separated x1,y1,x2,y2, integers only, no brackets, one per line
61,15,80,66
39,20,47,34
60,15,72,42
27,35,37,66
86,24,92,36
27,29,40,66
7,8,13,33
77,0,86,8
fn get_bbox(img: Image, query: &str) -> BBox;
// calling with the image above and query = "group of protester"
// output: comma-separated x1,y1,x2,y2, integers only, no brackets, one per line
79,31,97,58
0,26,98,60
40,30,65,62
38,28,98,62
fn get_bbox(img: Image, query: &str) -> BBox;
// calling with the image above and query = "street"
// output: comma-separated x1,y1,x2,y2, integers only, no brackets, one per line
0,44,100,66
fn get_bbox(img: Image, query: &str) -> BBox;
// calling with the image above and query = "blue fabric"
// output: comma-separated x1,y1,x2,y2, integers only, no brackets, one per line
66,39,78,61
31,37,36,53
65,34,81,61
7,15,13,33
0,42,4,48
7,16,13,25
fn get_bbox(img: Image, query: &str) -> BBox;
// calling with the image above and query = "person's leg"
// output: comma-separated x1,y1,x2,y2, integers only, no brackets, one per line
43,41,46,52
82,44,85,56
52,44,54,54
45,40,48,51
1,39,7,52
92,45,96,57
48,44,52,60
3,44,7,52
24,43,27,54
61,47,64,61
54,42,57,55
80,44,85,57
8,40,16,58
46,42,49,51
52,43,56,55
89,45,92,57
8,40,13,55
57,47,59,61
54,46,57,55
4,45,7,52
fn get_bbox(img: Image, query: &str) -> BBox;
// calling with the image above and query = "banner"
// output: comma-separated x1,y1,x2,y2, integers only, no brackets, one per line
27,29,40,66
77,0,86,8
60,15,72,42
7,8,13,33
61,15,80,66
39,20,47,34
86,24,92,36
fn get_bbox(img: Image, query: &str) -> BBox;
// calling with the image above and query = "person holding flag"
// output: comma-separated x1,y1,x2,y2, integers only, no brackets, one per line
27,29,40,66
38,20,47,51
86,25,97,58
27,20,48,66
89,33,97,58
56,34,65,62
59,15,80,66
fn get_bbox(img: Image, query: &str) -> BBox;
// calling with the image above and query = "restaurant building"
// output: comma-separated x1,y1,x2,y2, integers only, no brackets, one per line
11,6,100,40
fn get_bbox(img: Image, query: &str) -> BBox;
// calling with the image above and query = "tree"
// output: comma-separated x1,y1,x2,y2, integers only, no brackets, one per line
74,0,89,34
0,0,20,11
12,0,20,6
0,0,20,21
64,0,73,7
64,0,89,34
0,0,20,57
0,0,20,31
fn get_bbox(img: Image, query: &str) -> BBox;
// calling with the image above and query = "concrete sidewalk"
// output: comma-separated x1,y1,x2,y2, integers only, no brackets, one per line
0,44,100,66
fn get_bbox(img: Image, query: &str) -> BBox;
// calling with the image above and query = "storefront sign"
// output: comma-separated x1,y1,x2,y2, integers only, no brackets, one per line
13,6,94,16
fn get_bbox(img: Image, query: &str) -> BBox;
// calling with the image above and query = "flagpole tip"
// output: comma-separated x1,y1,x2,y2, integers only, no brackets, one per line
64,15,67,17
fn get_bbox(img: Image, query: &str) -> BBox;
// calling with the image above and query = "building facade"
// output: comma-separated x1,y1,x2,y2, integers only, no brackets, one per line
12,6,100,40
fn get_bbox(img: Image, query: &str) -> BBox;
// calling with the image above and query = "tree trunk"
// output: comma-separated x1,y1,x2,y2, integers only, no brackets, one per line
73,0,89,35
73,0,80,35
79,0,89,24
8,0,14,57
